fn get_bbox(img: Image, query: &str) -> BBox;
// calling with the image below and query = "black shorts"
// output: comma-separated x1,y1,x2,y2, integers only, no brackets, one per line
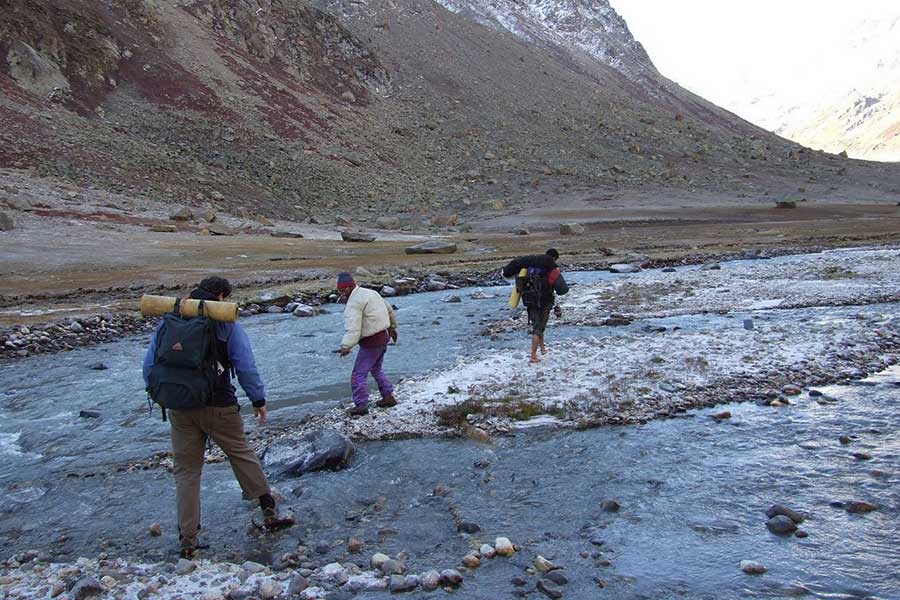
527,304,551,336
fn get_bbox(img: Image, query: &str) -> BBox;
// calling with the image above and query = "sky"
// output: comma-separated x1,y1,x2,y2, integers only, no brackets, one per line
608,0,900,125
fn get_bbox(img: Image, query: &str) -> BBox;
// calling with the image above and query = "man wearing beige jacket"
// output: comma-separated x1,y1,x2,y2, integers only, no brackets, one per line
336,273,399,416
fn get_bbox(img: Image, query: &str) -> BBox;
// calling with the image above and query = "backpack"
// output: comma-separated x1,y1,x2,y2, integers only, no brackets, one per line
147,309,225,417
516,267,546,308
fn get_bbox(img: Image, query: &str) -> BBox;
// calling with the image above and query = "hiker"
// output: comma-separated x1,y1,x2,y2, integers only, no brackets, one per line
502,248,569,363
142,276,293,558
335,272,398,416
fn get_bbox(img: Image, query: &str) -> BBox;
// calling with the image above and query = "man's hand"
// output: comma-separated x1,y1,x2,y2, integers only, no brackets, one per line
339,346,352,357
389,328,398,344
253,405,267,426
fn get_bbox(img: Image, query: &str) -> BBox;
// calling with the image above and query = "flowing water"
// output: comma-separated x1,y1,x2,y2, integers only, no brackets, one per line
1,256,899,599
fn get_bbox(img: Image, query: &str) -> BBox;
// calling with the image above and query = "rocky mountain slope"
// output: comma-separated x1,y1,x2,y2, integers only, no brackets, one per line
1,0,897,222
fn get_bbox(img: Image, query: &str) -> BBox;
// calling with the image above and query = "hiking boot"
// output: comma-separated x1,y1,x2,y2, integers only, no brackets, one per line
261,506,296,530
347,404,369,417
375,395,397,408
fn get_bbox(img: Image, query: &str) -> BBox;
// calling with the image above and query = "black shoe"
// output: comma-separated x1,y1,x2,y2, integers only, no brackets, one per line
375,395,397,408
347,404,369,417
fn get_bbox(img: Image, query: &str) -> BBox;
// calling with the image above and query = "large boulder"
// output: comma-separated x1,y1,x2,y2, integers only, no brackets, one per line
376,216,401,230
341,231,376,243
609,264,641,274
405,241,457,255
170,207,193,221
559,222,585,235
208,223,236,236
271,230,304,239
0,211,15,231
264,429,354,478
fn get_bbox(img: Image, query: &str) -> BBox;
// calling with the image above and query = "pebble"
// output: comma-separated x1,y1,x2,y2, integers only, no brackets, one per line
148,523,162,537
389,574,418,593
370,553,389,569
457,521,480,534
462,554,481,568
495,536,515,556
420,570,441,591
839,435,853,445
287,574,309,595
479,544,496,559
439,569,463,586
91,362,108,370
852,452,873,461
740,560,767,575
512,576,529,586
347,538,363,553
79,410,101,419
100,575,116,588
537,579,563,599
71,576,104,600
845,501,878,514
533,555,555,573
795,530,809,538
380,558,404,575
241,561,265,574
544,570,569,585
258,580,282,599
175,559,196,575
710,411,732,420
600,499,620,513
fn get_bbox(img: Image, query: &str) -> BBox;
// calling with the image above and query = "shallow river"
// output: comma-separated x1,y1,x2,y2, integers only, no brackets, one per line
1,254,898,599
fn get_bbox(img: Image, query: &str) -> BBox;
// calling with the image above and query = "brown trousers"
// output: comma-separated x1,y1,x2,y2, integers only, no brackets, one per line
169,405,270,543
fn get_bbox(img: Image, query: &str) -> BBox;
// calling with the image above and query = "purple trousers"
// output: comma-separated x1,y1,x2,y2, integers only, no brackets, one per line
352,344,393,407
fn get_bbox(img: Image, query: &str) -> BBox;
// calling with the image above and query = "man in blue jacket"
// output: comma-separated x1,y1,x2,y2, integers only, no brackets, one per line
143,276,292,558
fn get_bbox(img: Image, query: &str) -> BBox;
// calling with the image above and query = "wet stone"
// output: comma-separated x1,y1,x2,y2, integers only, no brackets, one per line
457,521,480,534
766,504,805,524
600,499,620,513
537,579,563,599
389,574,418,593
512,576,529,587
740,560,767,575
766,515,798,535
175,559,196,575
544,570,569,585
420,570,440,591
845,501,878,514
439,569,463,586
71,576,104,599
288,574,309,595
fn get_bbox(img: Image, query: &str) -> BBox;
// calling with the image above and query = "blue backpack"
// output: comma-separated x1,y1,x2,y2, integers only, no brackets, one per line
147,310,225,415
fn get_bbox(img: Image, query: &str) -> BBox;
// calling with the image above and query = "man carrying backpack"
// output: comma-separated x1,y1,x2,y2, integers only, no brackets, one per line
335,272,399,416
502,248,569,363
143,276,293,558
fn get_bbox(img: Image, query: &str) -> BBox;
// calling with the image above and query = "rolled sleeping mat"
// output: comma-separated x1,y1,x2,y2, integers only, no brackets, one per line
508,267,528,308
140,294,238,322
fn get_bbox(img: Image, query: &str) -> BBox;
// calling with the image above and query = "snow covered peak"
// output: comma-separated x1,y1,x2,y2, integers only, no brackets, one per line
434,0,656,80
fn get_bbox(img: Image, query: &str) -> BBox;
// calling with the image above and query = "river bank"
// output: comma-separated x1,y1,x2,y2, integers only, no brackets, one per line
3,241,895,362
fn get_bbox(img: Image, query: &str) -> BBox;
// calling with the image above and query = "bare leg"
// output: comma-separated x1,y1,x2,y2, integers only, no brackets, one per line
530,335,541,363
539,335,547,355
